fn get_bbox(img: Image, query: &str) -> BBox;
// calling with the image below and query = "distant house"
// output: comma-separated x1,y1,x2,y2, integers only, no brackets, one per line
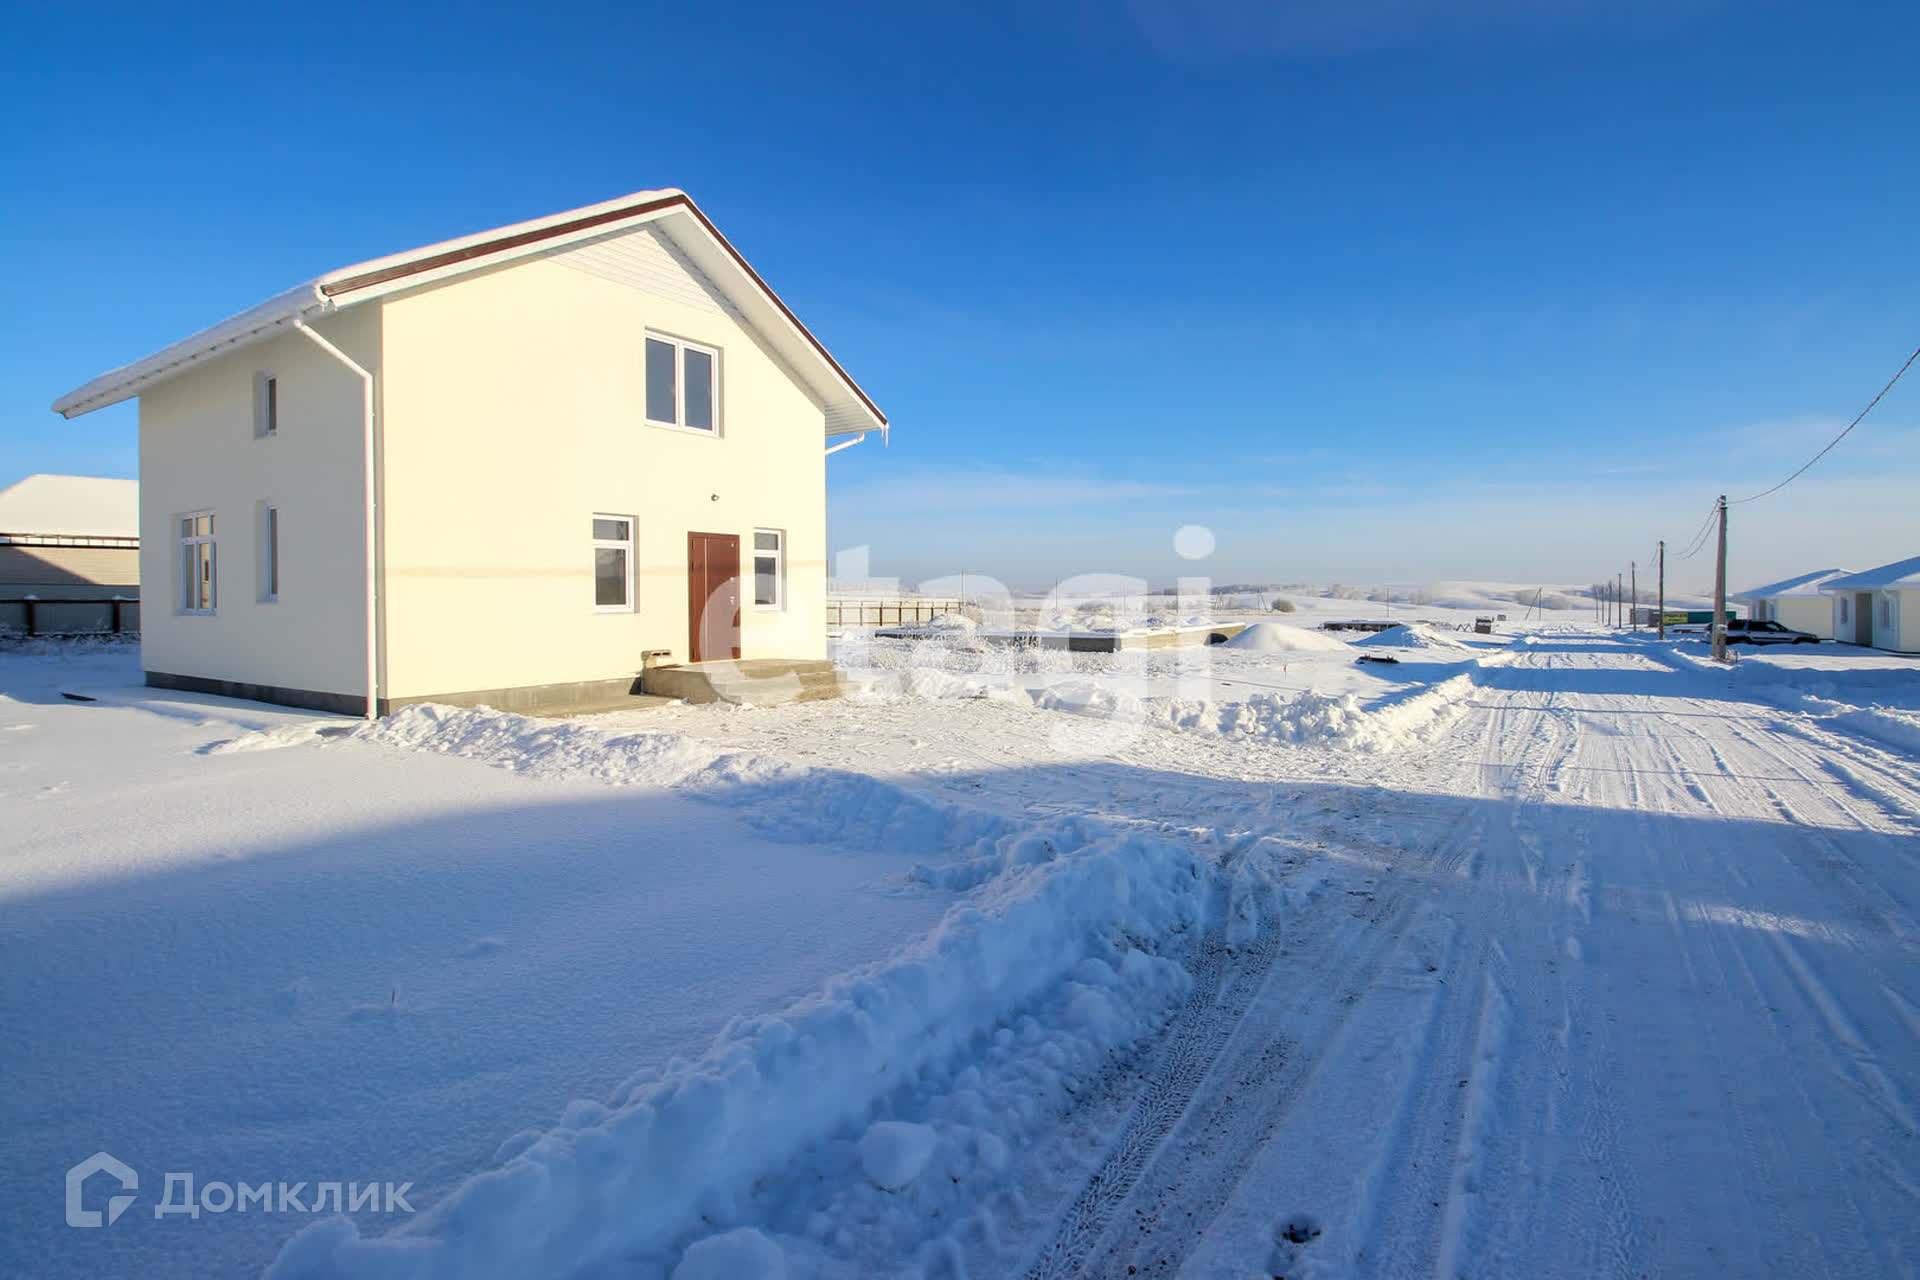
51,189,887,715
1732,569,1850,640
1821,558,1920,654
0,474,139,635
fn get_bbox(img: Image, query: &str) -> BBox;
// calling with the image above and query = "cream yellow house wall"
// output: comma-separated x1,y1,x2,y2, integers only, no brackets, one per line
1765,595,1834,638
136,309,380,701
377,244,828,701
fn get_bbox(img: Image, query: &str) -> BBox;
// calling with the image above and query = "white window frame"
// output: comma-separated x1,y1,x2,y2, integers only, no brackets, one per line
258,502,279,603
177,511,217,615
254,370,279,438
643,332,721,436
592,514,636,613
1839,597,1850,624
751,527,785,610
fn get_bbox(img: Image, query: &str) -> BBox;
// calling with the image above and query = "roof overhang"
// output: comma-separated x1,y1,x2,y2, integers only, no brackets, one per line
52,190,887,438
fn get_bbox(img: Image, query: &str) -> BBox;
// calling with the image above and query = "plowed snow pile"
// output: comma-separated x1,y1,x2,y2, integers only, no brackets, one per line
1352,623,1468,650
1223,623,1351,653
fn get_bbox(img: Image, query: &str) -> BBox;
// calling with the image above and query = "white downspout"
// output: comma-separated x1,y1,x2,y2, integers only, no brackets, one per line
825,432,867,456
294,318,380,720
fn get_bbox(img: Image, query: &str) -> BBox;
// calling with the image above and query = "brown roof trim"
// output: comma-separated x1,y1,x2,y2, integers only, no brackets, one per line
321,192,887,428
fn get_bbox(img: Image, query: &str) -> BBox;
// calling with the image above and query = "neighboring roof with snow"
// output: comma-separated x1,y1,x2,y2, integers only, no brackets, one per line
1823,556,1920,592
1733,569,1850,602
0,474,138,539
51,190,887,437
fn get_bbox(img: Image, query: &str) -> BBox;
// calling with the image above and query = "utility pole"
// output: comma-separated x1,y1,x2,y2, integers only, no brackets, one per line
1711,495,1729,661
1617,573,1624,628
1657,540,1666,640
1631,561,1638,631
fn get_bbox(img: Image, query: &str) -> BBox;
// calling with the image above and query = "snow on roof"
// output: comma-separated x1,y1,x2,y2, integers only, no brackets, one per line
0,474,137,538
51,190,886,437
1823,556,1920,592
1732,569,1850,602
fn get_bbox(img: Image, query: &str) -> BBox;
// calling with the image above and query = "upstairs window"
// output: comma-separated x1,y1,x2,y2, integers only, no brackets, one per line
179,513,216,614
645,334,718,433
593,515,634,611
255,372,278,437
753,528,784,608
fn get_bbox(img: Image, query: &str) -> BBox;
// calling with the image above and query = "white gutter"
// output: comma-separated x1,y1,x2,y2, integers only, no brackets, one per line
824,432,866,456
293,320,380,720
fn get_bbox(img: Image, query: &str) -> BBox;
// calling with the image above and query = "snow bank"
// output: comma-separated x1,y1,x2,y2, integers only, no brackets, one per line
265,701,1229,1280
1352,623,1468,651
1647,643,1920,755
358,703,1011,856
1223,622,1351,654
1031,672,1477,752
267,824,1210,1280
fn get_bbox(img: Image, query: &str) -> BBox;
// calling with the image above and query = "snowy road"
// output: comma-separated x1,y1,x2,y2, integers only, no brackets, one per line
992,636,1920,1279
8,632,1919,1278
622,633,1920,1277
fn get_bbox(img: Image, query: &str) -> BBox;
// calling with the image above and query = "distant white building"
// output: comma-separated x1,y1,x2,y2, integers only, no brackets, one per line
1732,569,1849,640
1821,557,1920,653
0,473,139,635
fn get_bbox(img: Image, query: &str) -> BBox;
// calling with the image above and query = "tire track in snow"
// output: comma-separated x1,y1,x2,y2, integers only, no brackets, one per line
1020,924,1283,1280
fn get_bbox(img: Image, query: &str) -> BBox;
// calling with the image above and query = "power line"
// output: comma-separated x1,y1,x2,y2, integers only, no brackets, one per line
1672,499,1722,561
1729,342,1920,506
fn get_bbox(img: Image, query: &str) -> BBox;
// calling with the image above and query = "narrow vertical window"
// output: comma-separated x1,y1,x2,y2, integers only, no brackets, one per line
256,372,278,437
753,528,784,608
179,513,216,613
644,333,720,433
260,504,279,602
593,515,634,611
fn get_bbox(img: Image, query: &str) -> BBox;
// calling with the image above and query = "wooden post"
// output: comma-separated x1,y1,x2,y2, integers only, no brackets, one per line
1711,496,1729,661
1657,541,1666,640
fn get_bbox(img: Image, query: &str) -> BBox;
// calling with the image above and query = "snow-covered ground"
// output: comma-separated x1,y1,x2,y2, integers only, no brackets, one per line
5,627,1917,1278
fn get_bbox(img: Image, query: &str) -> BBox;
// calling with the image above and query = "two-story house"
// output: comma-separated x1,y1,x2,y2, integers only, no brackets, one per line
53,190,887,716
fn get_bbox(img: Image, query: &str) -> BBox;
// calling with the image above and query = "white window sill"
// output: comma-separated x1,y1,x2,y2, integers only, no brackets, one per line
645,419,721,439
594,605,635,614
177,610,216,617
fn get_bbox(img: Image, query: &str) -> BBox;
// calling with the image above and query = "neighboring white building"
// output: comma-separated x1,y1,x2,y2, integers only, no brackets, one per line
52,190,887,714
1732,568,1849,640
0,473,140,635
1821,557,1920,654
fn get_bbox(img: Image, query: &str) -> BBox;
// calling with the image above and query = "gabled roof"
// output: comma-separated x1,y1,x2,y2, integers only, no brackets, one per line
51,190,886,437
1823,556,1920,592
0,474,138,538
1732,569,1850,602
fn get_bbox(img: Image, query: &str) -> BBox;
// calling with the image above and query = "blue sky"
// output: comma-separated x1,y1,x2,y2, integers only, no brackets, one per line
4,0,1916,593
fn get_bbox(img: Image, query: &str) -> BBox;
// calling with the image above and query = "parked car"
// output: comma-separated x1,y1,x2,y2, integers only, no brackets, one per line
1725,619,1819,645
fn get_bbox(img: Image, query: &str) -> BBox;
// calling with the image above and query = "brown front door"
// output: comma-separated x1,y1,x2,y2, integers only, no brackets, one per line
688,532,741,662
1856,593,1874,647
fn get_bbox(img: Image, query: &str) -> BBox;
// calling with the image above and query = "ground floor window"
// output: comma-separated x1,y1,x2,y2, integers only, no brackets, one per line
753,528,784,608
1840,597,1850,624
259,504,279,602
593,515,634,611
178,513,216,613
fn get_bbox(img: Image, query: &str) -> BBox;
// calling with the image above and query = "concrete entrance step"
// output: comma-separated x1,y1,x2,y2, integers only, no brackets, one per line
641,659,848,706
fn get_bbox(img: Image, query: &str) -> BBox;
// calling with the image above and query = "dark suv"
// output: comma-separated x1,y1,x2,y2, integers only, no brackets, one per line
1725,619,1819,645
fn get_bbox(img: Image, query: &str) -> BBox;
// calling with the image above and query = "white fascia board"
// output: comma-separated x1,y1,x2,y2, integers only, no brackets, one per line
52,282,332,418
